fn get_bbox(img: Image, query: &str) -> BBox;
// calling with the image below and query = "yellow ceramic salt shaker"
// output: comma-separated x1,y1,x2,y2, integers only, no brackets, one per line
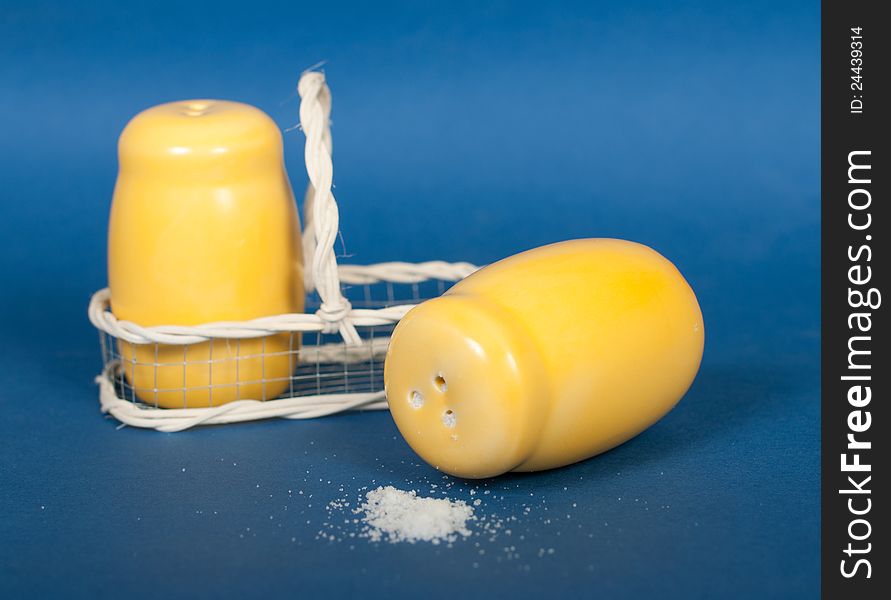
384,239,704,478
108,100,303,408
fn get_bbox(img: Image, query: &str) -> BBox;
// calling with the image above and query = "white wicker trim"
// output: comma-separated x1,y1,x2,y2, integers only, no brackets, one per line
337,261,477,285
90,70,476,431
97,362,388,432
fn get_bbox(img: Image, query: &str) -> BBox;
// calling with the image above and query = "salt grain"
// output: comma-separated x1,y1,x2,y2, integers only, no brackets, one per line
358,486,474,544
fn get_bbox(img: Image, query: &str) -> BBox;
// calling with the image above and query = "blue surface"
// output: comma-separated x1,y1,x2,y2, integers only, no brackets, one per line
1,1,819,598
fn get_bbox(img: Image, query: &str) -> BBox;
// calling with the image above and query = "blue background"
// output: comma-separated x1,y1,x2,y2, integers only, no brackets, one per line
1,1,819,598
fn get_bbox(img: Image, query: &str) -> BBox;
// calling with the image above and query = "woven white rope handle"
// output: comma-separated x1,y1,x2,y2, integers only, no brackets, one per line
298,73,331,294
298,71,361,344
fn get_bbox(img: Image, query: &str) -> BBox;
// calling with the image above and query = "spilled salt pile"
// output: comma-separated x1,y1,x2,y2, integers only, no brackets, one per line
359,486,474,544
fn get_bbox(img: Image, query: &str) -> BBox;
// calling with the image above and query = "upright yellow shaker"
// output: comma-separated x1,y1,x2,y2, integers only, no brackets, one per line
108,100,304,408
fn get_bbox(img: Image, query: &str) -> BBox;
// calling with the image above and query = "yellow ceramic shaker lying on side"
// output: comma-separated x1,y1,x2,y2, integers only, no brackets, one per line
108,100,304,408
384,239,704,478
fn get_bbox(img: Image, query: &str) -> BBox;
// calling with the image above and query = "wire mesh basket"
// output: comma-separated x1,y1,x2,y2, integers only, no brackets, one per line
89,71,476,432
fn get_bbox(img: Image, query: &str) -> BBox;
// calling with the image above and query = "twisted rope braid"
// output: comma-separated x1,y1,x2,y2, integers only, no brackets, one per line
298,76,331,294
298,72,361,344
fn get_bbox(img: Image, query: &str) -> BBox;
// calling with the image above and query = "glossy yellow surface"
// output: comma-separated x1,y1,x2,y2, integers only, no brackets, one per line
108,100,303,408
384,239,704,478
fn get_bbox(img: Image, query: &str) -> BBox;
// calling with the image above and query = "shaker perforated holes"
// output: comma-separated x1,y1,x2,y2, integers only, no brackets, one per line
434,374,447,393
409,390,424,409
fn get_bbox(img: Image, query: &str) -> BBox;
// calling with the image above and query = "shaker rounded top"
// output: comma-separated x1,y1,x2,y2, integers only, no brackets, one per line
118,100,284,174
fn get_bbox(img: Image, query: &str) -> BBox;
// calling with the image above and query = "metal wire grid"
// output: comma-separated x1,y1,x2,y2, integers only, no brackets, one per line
98,277,452,409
